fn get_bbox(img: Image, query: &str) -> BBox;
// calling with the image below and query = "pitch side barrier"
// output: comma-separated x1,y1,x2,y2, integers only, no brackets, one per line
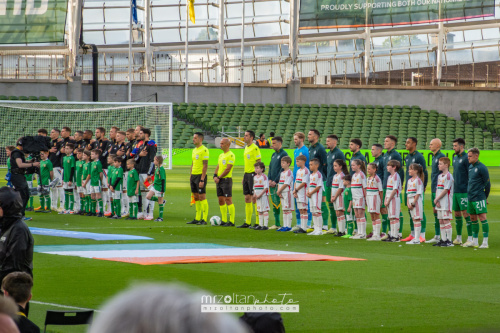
169,149,500,167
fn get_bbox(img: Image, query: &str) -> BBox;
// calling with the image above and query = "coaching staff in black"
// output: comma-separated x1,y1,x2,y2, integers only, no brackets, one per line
10,140,40,217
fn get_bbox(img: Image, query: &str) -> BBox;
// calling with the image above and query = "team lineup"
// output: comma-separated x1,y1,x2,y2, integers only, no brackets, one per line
6,126,491,249
6,126,166,221
188,130,491,249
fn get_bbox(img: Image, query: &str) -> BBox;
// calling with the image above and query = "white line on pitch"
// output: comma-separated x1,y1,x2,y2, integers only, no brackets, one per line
31,300,100,312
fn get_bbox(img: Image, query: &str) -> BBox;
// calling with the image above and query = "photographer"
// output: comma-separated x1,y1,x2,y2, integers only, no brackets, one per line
10,140,40,218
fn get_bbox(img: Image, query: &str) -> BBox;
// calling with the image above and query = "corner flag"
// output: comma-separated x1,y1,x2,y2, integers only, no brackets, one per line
188,0,195,24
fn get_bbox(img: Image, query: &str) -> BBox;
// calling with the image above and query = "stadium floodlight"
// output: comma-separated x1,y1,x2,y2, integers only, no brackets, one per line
0,101,173,170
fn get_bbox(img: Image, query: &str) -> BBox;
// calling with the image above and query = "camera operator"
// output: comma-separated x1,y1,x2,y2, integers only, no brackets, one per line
10,140,39,218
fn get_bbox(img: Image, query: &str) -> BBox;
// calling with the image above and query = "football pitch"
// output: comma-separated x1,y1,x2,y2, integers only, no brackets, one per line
2,166,500,333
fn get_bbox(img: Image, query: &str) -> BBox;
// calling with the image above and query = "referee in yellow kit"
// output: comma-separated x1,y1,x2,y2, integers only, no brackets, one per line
187,132,209,225
237,130,261,228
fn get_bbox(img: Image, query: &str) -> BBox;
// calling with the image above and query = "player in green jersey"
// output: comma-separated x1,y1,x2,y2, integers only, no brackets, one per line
109,157,124,219
126,159,140,220
451,138,471,245
106,155,116,217
74,148,85,215
61,143,76,214
83,149,104,217
37,150,54,212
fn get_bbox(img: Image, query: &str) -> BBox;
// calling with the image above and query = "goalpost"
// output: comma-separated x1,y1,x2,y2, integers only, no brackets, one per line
0,101,173,170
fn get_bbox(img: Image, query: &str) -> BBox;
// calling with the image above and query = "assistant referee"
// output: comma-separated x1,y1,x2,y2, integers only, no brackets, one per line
238,130,261,228
187,132,209,225
213,138,235,227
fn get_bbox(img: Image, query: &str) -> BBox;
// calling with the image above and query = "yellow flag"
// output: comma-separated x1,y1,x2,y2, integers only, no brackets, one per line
188,0,195,24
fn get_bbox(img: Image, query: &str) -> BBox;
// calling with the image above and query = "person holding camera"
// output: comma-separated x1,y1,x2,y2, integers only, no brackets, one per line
10,140,40,219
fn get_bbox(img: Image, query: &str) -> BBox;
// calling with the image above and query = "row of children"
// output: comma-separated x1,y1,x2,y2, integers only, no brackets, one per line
32,144,167,221
250,154,455,246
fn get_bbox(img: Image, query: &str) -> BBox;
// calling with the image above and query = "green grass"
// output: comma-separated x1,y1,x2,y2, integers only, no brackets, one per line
2,166,500,332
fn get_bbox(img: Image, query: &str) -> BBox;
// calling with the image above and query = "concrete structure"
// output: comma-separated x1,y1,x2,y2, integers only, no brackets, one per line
0,78,499,119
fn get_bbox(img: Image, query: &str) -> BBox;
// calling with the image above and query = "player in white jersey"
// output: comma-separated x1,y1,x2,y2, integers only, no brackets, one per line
366,163,383,241
331,159,348,236
350,159,368,239
406,163,425,245
307,159,324,236
384,160,402,242
433,157,455,247
277,156,294,231
293,155,310,234
253,162,270,230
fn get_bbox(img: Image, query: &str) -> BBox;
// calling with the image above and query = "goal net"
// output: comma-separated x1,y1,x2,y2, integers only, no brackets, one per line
0,101,173,169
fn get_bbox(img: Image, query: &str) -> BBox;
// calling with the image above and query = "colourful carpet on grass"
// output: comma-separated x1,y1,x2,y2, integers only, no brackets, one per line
29,227,153,240
35,243,364,265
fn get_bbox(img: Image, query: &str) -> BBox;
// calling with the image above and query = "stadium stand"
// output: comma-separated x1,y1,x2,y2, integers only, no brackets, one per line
0,95,58,101
173,103,497,150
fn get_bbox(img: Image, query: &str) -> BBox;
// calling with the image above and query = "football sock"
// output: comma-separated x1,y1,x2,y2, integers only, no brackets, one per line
111,199,115,215
465,216,472,237
122,193,128,214
357,217,366,235
115,199,122,216
50,187,58,209
262,212,269,227
409,215,414,232
421,212,427,233
46,196,51,210
338,215,345,233
133,203,138,218
74,191,80,211
382,214,388,233
158,201,164,219
329,203,337,228
321,202,328,227
91,199,96,213
245,202,253,224
286,211,293,228
414,223,421,241
444,221,452,241
456,216,463,236
28,196,33,208
201,199,209,221
58,187,65,208
481,220,489,238
300,213,308,231
195,200,202,220
220,204,228,223
347,220,353,236
64,192,69,210
129,203,134,217
254,204,260,225
40,196,45,210
434,213,440,236
439,222,445,241
98,198,104,213
68,191,74,211
399,212,404,235
228,204,235,223
472,220,480,238
149,201,155,217
374,219,381,236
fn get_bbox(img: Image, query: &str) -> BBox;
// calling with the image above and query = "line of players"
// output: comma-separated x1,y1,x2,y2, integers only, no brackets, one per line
8,126,166,221
187,130,491,249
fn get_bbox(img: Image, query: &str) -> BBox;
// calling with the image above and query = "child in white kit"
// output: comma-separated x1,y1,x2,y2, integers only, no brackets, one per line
253,162,270,230
292,155,310,234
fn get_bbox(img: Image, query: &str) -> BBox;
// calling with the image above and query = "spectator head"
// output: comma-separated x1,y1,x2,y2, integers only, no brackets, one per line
269,132,275,137
88,284,248,333
1,272,33,307
259,133,265,140
0,296,19,333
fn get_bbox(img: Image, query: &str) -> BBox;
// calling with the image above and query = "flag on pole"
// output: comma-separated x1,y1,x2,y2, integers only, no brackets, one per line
188,0,195,24
132,0,138,24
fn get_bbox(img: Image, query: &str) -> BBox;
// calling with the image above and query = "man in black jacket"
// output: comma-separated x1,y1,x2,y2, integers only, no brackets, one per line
0,187,34,285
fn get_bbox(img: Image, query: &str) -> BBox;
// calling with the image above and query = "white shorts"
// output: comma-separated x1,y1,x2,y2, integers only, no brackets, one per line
309,191,322,213
122,172,128,190
91,185,101,194
333,195,344,211
77,186,85,194
112,190,122,200
63,182,74,190
128,195,138,203
53,167,63,185
437,209,453,220
352,197,365,209
408,196,423,220
139,174,148,191
366,195,381,214
256,195,270,213
296,201,308,210
101,169,109,189
281,191,294,211
387,196,401,219
150,188,164,198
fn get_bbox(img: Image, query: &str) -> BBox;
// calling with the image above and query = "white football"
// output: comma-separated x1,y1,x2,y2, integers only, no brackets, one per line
209,216,221,226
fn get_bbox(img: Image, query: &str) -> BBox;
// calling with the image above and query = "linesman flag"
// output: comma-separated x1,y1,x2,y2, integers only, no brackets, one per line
188,0,195,24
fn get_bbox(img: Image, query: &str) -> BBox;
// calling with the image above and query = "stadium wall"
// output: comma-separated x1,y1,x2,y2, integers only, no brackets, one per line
0,79,499,119
170,149,500,167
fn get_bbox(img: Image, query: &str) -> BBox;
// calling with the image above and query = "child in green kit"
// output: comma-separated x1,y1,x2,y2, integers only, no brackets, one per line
75,148,85,215
106,155,116,217
81,150,92,215
342,174,354,239
61,143,76,214
109,156,124,219
37,150,54,212
126,159,140,220
25,153,35,211
145,156,166,222
83,149,104,217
